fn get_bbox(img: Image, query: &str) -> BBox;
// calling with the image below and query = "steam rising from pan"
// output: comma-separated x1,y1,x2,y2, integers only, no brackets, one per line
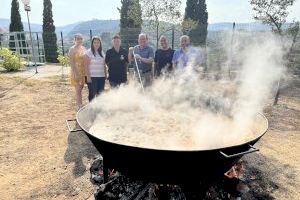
88,33,284,150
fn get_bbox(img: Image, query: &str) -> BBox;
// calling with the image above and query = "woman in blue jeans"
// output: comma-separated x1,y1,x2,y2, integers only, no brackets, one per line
84,36,107,101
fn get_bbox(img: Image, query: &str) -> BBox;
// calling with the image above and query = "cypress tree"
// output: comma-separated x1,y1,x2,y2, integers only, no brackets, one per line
9,0,24,52
43,0,58,62
9,0,24,32
183,0,208,46
119,0,142,49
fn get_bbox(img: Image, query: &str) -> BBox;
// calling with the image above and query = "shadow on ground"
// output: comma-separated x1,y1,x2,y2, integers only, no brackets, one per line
64,130,99,177
242,153,298,200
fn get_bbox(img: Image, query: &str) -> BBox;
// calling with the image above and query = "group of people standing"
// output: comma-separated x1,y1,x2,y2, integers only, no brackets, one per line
68,34,128,109
68,33,201,110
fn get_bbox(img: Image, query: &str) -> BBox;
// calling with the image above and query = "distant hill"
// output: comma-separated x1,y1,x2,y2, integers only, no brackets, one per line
56,22,82,35
1,18,293,36
0,19,10,29
66,19,120,37
0,18,81,35
208,22,272,31
0,18,42,32
0,18,119,36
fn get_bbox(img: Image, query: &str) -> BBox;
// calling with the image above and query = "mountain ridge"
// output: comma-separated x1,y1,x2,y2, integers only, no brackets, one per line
0,18,277,35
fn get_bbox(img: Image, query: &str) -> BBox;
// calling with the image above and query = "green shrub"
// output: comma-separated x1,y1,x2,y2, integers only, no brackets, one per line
0,48,24,71
57,48,69,66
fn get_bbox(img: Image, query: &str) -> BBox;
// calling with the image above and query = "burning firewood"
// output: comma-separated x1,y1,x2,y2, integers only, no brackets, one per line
225,161,244,179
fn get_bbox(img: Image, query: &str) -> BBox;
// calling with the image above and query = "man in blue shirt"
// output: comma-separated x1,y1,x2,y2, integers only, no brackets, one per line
128,33,154,87
172,35,202,70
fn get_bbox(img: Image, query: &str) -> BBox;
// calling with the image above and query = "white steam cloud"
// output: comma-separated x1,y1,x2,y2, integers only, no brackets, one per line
88,32,285,150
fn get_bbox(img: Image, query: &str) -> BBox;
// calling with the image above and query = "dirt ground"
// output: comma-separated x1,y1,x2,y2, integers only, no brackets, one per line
0,74,98,200
242,80,300,199
0,70,299,200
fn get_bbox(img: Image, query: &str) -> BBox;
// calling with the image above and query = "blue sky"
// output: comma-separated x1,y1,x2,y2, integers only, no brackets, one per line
0,0,299,26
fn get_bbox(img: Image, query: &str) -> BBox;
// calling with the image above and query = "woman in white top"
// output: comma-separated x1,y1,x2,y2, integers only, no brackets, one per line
84,36,107,101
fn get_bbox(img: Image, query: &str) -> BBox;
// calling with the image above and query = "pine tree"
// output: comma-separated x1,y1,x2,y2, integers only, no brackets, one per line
119,0,142,49
43,0,58,62
9,0,24,51
183,0,208,46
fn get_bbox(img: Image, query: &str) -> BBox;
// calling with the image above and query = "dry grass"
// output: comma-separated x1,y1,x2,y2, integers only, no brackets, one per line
0,75,98,200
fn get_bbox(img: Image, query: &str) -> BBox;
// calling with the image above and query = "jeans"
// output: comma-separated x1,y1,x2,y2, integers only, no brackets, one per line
87,77,106,101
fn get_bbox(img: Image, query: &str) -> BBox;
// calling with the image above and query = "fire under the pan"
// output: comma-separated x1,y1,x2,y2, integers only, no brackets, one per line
90,158,249,200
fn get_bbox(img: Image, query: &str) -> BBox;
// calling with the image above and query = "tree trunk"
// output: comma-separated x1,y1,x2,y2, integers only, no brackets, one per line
273,78,281,105
274,23,299,105
156,23,159,49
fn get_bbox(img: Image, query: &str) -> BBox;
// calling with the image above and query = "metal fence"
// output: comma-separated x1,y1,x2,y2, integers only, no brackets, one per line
0,31,46,63
56,27,183,56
